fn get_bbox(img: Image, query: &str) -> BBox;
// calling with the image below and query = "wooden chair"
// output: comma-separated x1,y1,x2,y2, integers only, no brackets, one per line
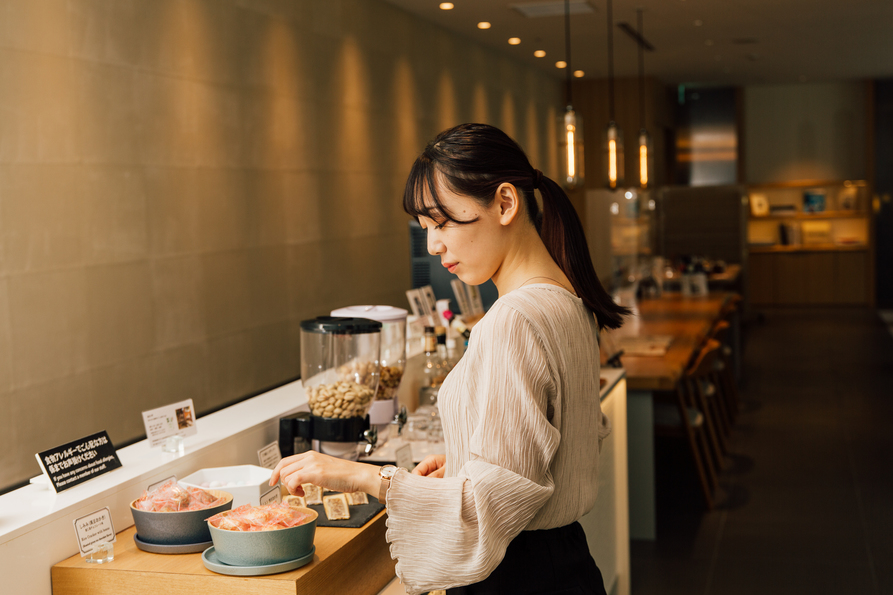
654,340,726,509
709,320,740,426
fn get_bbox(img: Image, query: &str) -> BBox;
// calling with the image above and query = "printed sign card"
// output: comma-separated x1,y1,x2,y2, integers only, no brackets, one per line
260,485,282,505
35,431,123,493
73,507,116,557
142,399,198,448
257,442,282,470
395,443,414,472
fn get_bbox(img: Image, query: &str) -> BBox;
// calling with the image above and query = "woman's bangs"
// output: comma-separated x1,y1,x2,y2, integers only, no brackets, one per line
402,160,455,223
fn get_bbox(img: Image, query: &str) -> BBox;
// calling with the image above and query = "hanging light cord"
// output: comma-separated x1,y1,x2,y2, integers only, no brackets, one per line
607,0,614,120
638,9,645,128
565,0,572,107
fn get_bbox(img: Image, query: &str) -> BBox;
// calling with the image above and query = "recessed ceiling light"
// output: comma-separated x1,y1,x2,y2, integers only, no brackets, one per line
477,21,491,29
555,60,567,69
439,2,454,10
508,37,521,45
693,19,703,26
534,50,546,58
573,70,584,78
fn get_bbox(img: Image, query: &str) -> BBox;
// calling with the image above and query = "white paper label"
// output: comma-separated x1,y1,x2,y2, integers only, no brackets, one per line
395,443,414,472
73,507,116,557
257,442,282,470
260,485,281,506
147,475,177,493
141,399,198,448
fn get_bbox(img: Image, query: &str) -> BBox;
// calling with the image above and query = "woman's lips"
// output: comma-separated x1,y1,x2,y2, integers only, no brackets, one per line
444,262,458,273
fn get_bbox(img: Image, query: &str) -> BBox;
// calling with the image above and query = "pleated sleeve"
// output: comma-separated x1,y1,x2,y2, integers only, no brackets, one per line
384,306,561,594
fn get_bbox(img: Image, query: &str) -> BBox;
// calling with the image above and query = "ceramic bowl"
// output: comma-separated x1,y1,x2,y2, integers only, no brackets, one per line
208,507,317,566
130,489,233,545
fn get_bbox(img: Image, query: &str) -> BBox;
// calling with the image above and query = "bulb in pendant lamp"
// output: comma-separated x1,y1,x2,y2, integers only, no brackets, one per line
558,107,584,189
605,121,624,190
638,129,652,189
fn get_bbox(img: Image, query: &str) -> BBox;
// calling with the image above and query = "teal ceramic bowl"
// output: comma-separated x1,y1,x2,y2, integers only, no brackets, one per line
130,490,233,545
208,507,317,566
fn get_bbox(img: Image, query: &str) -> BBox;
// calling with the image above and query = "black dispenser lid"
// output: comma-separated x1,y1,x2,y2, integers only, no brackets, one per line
299,316,382,334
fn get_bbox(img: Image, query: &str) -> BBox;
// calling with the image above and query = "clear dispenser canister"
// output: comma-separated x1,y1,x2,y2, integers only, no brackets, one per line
300,317,382,420
330,306,407,425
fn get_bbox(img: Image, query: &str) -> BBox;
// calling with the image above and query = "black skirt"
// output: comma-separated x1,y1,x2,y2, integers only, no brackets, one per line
446,522,608,595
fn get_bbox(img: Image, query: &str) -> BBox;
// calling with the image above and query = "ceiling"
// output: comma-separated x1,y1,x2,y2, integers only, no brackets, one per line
380,0,893,85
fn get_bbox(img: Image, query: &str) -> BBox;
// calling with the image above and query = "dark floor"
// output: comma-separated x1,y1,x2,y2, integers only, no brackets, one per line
630,308,893,595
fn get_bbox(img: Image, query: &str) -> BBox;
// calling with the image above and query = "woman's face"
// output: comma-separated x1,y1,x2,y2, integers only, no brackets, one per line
418,184,510,287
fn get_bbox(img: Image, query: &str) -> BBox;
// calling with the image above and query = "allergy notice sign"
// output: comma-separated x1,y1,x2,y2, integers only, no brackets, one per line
35,430,123,493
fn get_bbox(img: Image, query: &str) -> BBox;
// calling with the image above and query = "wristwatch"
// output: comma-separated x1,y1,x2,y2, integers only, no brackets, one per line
378,465,398,504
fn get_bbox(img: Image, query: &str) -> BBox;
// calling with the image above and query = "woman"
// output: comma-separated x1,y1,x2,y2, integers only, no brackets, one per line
270,123,628,594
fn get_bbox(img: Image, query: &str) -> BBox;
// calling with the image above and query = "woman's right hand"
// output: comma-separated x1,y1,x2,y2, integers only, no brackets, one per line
412,454,446,478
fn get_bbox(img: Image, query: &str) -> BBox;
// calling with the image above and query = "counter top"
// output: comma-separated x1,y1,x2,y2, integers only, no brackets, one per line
52,512,395,595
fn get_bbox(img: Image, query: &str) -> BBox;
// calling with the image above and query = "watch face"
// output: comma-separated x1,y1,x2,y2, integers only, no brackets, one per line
381,465,397,479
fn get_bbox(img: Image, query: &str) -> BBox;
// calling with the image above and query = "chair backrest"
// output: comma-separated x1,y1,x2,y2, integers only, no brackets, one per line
710,320,730,344
685,340,722,378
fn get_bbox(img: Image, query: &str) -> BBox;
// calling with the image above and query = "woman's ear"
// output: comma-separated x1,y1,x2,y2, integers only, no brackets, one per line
495,183,521,226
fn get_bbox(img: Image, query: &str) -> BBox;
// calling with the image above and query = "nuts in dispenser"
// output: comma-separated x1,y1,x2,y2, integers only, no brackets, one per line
306,380,374,418
375,365,404,401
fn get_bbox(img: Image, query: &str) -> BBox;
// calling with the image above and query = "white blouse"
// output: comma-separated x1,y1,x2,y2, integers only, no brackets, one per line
385,284,611,594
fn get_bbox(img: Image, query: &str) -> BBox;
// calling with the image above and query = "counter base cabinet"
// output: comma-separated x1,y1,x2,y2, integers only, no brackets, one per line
748,249,870,306
52,513,396,595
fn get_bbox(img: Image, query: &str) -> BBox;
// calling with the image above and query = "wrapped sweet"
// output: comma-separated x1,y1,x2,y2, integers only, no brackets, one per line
133,480,226,512
207,503,315,532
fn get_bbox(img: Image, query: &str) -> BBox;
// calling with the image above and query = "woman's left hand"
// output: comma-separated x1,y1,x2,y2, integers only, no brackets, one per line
269,451,381,497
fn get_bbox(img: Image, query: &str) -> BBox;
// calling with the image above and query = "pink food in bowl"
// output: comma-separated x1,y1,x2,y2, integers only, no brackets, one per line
207,503,315,532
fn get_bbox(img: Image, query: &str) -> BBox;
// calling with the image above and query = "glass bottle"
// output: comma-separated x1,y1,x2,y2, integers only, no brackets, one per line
421,326,447,387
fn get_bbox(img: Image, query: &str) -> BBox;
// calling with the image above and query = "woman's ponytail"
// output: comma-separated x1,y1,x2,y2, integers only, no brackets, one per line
537,174,629,330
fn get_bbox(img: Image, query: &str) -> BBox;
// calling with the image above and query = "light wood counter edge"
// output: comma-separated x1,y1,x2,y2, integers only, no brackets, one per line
51,511,396,595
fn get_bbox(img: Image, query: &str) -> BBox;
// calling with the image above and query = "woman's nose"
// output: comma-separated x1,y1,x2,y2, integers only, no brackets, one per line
427,230,444,256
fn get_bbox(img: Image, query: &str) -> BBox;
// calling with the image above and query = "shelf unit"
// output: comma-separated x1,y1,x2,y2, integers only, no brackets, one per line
746,180,874,306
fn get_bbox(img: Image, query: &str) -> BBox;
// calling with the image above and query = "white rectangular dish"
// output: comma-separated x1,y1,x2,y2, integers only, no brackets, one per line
180,465,274,508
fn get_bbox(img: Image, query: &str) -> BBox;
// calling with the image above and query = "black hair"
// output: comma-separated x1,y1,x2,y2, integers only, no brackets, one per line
403,123,628,330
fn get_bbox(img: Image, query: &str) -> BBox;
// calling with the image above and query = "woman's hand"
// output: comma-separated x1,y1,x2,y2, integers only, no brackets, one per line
412,454,446,478
269,451,381,497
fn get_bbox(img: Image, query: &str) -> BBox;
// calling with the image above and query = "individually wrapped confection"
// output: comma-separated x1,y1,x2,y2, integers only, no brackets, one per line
133,480,226,512
207,503,315,532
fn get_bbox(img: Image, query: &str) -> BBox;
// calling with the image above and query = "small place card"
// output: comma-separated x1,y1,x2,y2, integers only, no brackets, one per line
147,475,177,493
73,507,116,557
35,431,123,493
257,442,282,470
395,443,414,472
142,399,198,448
260,485,281,506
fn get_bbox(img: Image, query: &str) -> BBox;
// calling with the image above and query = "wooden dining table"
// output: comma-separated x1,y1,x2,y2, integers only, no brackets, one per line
603,292,736,540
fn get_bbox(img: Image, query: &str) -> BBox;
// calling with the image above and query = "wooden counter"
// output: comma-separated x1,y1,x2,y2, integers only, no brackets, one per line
52,512,396,595
615,293,732,391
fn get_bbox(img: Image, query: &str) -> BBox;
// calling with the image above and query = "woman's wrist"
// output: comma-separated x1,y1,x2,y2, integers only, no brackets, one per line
358,463,384,497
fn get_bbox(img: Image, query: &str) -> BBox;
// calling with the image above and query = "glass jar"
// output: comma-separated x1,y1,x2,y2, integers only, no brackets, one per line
300,316,382,421
330,305,407,425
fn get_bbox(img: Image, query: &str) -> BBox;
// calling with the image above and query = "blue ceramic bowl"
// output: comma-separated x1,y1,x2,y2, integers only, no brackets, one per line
208,507,317,566
130,490,233,545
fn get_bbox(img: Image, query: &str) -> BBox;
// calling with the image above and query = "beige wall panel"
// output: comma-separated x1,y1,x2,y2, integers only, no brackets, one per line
151,255,206,350
85,262,155,368
7,270,89,389
0,0,561,489
0,279,12,393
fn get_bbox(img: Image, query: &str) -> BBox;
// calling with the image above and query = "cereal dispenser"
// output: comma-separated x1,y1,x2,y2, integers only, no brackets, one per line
294,316,382,461
329,305,408,427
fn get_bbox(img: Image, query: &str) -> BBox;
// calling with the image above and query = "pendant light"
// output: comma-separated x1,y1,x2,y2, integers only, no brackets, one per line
636,9,653,189
605,0,623,189
559,0,584,189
